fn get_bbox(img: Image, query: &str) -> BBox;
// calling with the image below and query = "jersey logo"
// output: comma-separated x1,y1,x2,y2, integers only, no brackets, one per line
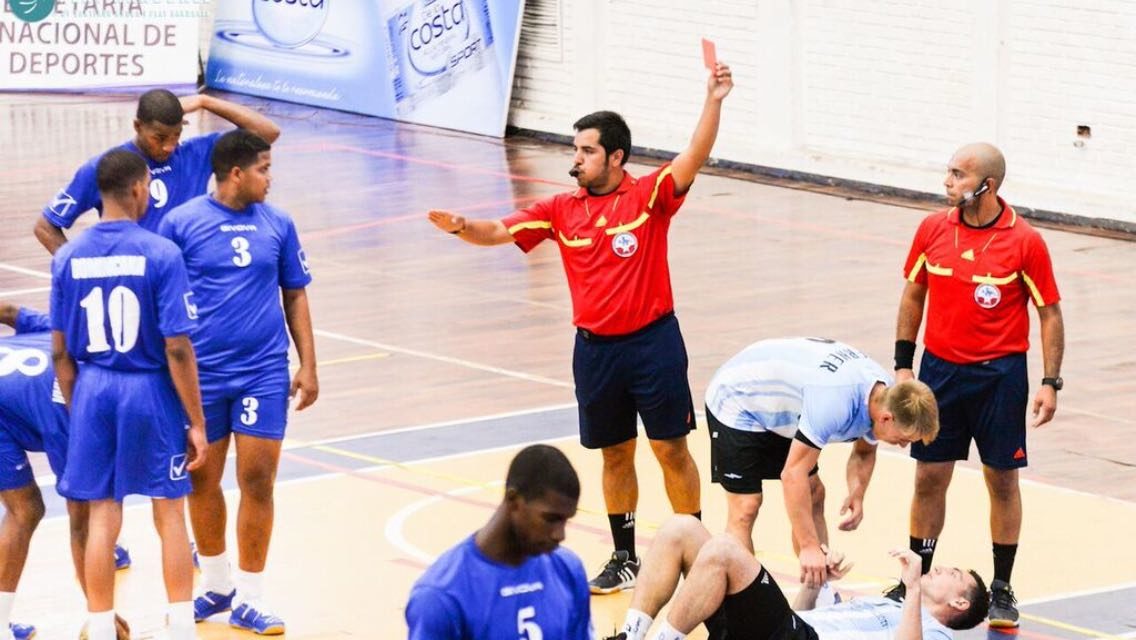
49,190,77,217
612,232,638,258
974,283,1001,309
0,346,49,377
298,249,311,274
169,453,188,480
183,292,199,320
961,249,975,261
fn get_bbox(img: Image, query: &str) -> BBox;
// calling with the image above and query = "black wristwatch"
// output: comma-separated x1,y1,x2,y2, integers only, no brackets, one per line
1041,377,1063,391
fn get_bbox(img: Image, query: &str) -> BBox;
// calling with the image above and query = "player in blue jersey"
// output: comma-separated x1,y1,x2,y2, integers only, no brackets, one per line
50,150,208,640
406,444,593,640
157,129,317,635
0,303,68,640
35,88,280,254
605,515,987,640
1,302,137,640
704,337,939,590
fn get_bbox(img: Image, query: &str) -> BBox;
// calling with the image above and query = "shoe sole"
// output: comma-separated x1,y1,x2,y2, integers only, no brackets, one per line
230,622,285,635
589,583,635,595
988,619,1020,629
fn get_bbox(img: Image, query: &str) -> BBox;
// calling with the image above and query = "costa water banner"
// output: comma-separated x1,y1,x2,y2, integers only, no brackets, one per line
0,0,202,90
206,0,525,138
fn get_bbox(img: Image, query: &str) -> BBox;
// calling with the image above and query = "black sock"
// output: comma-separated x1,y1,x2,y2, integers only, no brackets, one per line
910,536,937,575
609,513,636,559
992,542,1018,584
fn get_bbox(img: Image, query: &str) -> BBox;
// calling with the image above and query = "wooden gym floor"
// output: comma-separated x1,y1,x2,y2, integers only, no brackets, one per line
0,92,1133,639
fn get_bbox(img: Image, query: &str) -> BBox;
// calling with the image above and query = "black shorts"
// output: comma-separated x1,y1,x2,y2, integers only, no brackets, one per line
912,350,1029,469
705,566,818,640
573,313,695,449
708,408,818,494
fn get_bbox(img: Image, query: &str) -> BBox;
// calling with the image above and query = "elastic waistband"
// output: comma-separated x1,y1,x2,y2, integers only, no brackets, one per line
576,311,674,343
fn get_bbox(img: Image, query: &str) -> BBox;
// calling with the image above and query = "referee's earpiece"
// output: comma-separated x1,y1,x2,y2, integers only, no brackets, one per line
960,177,991,205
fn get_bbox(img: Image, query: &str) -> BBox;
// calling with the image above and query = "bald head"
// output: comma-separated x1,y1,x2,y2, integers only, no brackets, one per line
952,143,1006,190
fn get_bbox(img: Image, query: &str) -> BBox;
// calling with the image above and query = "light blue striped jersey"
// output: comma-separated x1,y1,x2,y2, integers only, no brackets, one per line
799,597,952,640
704,337,892,446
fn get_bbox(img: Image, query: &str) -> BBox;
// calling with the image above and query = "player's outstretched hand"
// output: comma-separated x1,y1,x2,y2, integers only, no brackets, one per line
822,545,854,581
291,365,319,411
428,210,467,234
889,548,922,588
708,62,733,101
186,424,207,472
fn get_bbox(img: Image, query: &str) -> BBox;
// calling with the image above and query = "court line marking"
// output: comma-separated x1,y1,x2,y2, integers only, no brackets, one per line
0,263,52,280
0,286,51,297
385,482,502,564
313,328,574,389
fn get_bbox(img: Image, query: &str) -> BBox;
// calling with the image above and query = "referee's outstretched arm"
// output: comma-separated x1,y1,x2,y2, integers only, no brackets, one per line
670,62,734,195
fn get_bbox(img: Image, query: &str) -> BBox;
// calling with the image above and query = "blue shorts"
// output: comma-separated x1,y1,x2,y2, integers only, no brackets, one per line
59,366,191,501
200,365,290,443
572,313,695,450
912,350,1029,469
0,412,68,493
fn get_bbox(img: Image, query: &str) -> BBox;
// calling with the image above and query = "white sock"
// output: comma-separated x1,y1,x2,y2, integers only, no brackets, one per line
233,569,264,607
88,611,116,640
653,621,687,640
622,608,654,640
198,552,233,594
0,591,15,630
167,601,194,640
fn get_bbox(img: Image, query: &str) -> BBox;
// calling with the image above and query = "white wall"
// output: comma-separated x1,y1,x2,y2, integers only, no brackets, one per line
509,0,1136,226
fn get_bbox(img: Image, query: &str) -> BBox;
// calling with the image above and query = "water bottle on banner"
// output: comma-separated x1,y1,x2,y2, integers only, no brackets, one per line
382,0,507,126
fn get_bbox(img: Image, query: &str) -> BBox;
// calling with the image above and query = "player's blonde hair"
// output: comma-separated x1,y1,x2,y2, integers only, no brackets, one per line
884,380,940,445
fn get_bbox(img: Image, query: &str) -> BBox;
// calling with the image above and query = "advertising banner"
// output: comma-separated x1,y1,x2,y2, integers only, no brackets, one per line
205,0,525,137
0,0,202,90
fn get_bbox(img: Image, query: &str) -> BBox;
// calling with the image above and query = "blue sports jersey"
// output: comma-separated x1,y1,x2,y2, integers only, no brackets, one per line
799,597,952,640
705,337,892,446
158,195,312,373
406,536,593,640
42,133,221,233
0,309,67,454
50,221,196,371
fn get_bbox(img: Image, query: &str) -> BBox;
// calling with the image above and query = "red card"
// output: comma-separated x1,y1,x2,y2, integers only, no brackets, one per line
701,38,717,70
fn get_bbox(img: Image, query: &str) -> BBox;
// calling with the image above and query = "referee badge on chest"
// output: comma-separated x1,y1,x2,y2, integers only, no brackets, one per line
974,283,1001,309
612,231,639,258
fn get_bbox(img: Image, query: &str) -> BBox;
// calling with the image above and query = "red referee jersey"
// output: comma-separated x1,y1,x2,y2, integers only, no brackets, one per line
501,164,685,336
902,198,1061,364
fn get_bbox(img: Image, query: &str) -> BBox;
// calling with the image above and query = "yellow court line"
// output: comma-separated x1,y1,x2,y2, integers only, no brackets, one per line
289,351,391,373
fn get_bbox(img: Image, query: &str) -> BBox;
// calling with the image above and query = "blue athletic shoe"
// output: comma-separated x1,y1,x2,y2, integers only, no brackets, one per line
9,623,35,640
113,544,131,571
229,603,285,635
194,589,236,622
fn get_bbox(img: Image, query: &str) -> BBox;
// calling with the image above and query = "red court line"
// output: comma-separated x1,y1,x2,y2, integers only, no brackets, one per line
328,142,574,187
301,194,545,241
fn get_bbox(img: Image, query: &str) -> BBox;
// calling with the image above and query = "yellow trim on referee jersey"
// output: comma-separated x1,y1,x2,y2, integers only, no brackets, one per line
646,166,674,210
507,220,552,235
558,231,593,248
926,263,953,277
972,272,1018,286
605,212,650,235
1021,271,1046,306
906,254,927,281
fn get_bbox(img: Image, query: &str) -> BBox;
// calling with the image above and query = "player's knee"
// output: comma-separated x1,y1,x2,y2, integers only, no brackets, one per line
698,535,744,570
238,466,278,502
601,441,636,470
5,491,46,530
650,438,693,469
